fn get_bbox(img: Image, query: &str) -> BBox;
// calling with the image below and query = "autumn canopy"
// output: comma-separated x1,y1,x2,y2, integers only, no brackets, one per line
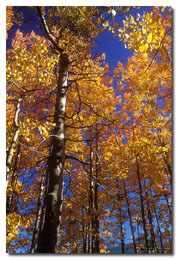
6,6,172,254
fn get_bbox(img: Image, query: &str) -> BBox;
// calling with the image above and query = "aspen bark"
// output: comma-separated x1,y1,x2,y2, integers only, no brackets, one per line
89,141,94,253
144,182,156,249
123,181,137,253
136,218,141,246
135,157,149,249
149,183,165,252
120,215,125,253
131,120,148,248
117,198,125,253
30,170,46,253
6,95,22,185
82,207,87,253
6,141,21,215
87,225,90,253
162,184,172,216
153,204,164,251
37,54,69,253
88,134,100,253
93,131,100,253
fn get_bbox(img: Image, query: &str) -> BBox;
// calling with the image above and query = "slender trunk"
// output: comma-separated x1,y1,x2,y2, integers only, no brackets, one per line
93,126,100,253
131,120,148,249
164,157,172,187
153,205,164,252
120,215,125,253
149,183,164,252
87,139,93,253
6,95,22,185
82,227,87,253
89,140,95,253
136,218,141,247
147,203,156,248
123,181,137,253
117,199,125,253
135,157,149,249
82,207,87,253
93,185,99,253
6,141,21,215
38,164,49,237
158,136,172,187
37,54,69,253
88,134,100,253
162,184,172,216
87,224,90,253
143,182,156,249
30,170,46,253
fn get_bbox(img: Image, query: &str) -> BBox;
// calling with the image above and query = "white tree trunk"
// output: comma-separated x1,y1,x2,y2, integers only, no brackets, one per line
6,95,22,186
37,54,69,253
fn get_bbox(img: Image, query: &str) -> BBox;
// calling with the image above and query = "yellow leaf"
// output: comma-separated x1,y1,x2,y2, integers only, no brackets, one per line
137,35,142,41
42,127,48,138
130,15,136,24
25,129,30,136
66,203,72,209
139,46,145,53
107,9,112,14
160,28,165,36
39,126,42,135
139,43,148,53
152,37,157,44
162,147,168,152
147,32,152,43
150,23,157,29
145,43,149,51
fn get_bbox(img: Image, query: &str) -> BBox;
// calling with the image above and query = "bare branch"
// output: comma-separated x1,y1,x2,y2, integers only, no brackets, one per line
65,155,90,165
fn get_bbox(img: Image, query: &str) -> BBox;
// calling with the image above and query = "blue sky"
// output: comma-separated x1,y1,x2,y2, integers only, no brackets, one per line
5,4,173,254
91,6,152,70
6,7,137,251
1,0,176,258
92,29,134,69
6,7,149,68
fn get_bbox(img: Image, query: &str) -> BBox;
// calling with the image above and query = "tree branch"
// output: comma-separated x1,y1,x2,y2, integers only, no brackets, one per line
65,155,90,165
36,6,63,53
141,28,172,76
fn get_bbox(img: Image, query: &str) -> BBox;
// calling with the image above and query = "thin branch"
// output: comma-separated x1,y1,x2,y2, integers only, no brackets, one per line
65,138,91,143
36,6,63,53
141,28,172,76
83,165,126,199
10,79,25,94
65,155,90,165
17,138,47,156
63,168,72,195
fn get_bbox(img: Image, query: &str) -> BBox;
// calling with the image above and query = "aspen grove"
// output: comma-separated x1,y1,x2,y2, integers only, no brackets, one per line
6,6,172,253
